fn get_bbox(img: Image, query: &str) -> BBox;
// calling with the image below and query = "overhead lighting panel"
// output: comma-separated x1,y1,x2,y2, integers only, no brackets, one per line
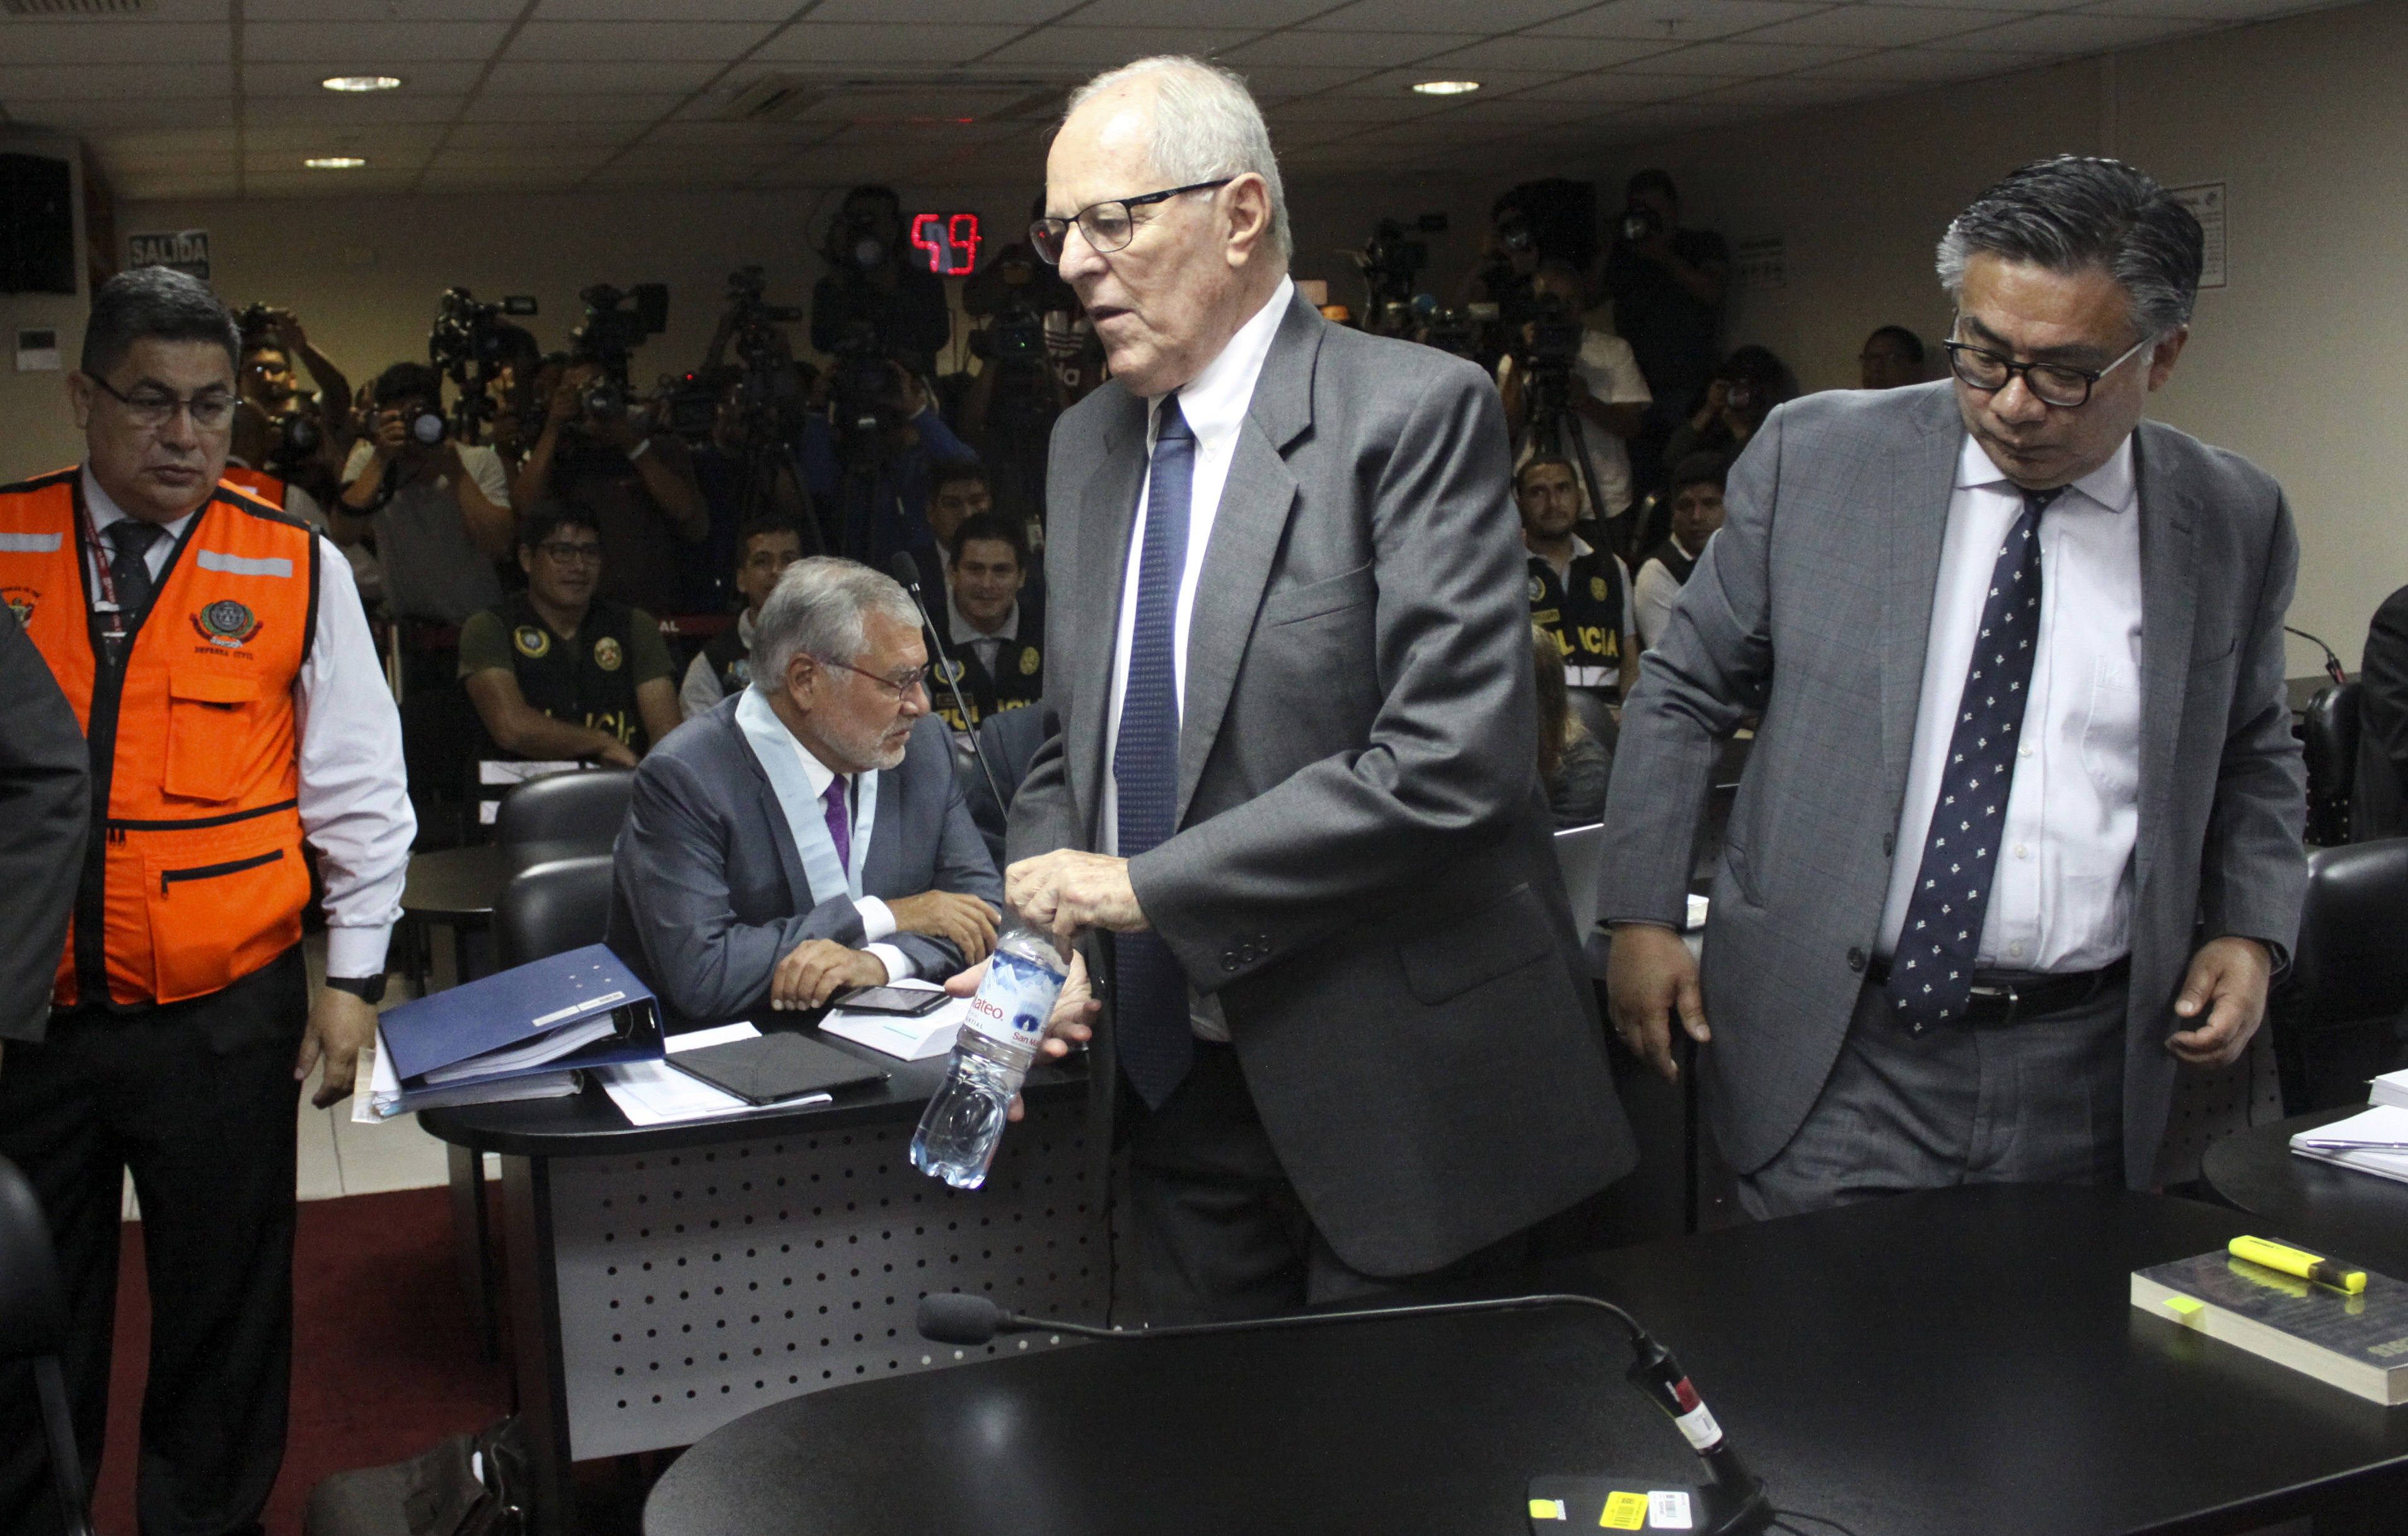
1410,79,1482,96
321,75,403,93
304,157,369,170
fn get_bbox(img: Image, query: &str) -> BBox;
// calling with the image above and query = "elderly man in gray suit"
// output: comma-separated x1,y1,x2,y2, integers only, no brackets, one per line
978,55,1633,1323
1602,157,2308,1218
608,557,1001,1023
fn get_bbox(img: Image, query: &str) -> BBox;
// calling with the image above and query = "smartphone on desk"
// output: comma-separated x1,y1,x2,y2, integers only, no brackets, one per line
833,984,951,1017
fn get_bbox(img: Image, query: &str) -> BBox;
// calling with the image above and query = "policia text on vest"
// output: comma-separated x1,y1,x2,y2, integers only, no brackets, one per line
1527,545,1632,697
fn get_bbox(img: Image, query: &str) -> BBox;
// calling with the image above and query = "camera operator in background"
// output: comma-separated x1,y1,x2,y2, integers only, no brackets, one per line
1496,258,1651,530
799,348,978,577
1463,191,1544,338
1664,342,1794,472
961,234,1075,539
1603,169,1730,494
811,185,951,378
335,363,512,649
685,365,818,610
236,304,352,504
512,354,711,617
928,511,1040,734
680,513,808,720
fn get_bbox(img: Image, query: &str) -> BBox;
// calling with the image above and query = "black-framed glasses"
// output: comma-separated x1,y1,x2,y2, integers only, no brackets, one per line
816,654,929,701
84,371,237,431
1942,330,2154,409
1029,178,1234,265
535,540,605,566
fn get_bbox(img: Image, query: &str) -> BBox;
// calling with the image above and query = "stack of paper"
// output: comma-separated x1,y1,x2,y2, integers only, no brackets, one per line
818,979,968,1061
2289,1103,2408,1186
355,1034,580,1122
596,1022,833,1126
2372,1068,2407,1111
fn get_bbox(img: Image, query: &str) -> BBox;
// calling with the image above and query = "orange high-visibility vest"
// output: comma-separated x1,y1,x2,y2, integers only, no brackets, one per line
0,468,319,1007
218,465,287,509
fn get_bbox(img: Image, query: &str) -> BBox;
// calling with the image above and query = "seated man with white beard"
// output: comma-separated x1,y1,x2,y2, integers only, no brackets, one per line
607,557,1002,1021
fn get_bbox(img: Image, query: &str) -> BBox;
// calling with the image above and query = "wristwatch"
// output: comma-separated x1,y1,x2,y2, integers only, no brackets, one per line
325,974,388,1005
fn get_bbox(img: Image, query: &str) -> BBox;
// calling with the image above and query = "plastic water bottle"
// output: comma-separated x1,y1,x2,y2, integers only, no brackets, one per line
909,919,1067,1190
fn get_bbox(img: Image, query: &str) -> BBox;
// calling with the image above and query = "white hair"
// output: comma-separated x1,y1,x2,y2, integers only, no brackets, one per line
1063,54,1291,265
752,557,920,692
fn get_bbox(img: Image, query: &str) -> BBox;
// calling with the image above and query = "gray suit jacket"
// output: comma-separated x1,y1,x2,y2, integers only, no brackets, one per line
1009,289,1636,1278
606,699,1000,1023
1598,381,2309,1185
0,604,86,1044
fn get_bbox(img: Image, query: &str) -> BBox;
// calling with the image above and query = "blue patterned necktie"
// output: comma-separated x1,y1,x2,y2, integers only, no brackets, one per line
1886,485,2061,1034
1112,397,1196,1108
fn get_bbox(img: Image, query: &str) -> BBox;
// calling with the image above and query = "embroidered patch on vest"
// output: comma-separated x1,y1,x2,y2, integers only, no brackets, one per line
594,636,623,672
1589,576,1608,600
192,598,262,648
1019,648,1040,676
3,585,37,624
514,625,550,660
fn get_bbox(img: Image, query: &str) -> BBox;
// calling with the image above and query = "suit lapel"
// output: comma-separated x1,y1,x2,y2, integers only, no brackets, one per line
1175,294,1319,822
1881,387,1964,798
726,709,816,913
863,764,901,895
1066,390,1149,842
2132,424,2197,898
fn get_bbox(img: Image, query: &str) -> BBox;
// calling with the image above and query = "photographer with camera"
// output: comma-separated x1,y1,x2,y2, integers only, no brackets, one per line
512,353,712,617
1602,170,1730,492
335,362,513,631
799,351,979,576
811,185,951,378
237,304,352,501
685,365,818,609
1663,342,1795,473
961,233,1075,537
1496,259,1651,527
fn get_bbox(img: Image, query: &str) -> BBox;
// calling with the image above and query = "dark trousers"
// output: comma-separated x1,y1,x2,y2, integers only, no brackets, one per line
0,948,306,1536
1125,1042,1528,1326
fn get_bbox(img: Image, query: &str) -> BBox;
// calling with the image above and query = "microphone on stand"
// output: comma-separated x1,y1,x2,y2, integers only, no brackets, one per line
2284,625,2348,687
917,1291,1775,1536
888,550,1007,813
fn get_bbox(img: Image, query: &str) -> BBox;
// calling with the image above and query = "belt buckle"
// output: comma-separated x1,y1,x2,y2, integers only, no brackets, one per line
1967,980,2020,1025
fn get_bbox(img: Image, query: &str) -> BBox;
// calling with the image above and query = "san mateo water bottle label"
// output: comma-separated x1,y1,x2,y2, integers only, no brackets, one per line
964,949,1055,1050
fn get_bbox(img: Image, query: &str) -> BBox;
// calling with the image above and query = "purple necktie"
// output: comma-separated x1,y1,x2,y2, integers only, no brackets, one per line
821,777,852,874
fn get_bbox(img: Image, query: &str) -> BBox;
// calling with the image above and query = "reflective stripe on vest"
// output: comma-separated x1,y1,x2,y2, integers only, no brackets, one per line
0,472,318,1006
219,466,289,510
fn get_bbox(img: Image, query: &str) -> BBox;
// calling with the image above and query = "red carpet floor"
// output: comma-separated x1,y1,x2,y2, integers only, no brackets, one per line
95,1187,511,1536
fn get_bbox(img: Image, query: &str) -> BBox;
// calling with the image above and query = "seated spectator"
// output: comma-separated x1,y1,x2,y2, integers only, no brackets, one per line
910,459,993,596
801,360,978,576
2356,583,2408,839
513,356,712,617
606,557,1002,1021
1632,452,1727,649
685,366,818,612
1664,344,1794,472
1519,456,1637,702
681,515,808,720
334,363,512,631
1534,624,1611,829
929,513,1041,733
1497,259,1651,525
1858,325,1927,389
460,504,681,818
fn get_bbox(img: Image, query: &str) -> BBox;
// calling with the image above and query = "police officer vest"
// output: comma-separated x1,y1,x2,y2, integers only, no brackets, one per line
1644,538,1698,588
0,469,318,1008
487,591,649,752
1527,547,1626,694
930,614,1041,732
702,619,753,701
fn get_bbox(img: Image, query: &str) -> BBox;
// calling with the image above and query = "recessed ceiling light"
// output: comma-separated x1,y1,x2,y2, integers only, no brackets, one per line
304,156,368,170
1410,79,1481,96
321,75,403,93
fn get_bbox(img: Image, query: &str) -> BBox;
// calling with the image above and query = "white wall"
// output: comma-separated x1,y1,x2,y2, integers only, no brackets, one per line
1540,0,2408,672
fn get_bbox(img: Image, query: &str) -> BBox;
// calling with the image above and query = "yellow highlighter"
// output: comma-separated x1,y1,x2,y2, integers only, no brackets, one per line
2229,1235,2366,1295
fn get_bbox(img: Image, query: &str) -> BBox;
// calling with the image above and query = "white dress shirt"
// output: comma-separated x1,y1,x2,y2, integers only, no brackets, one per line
82,469,415,980
776,729,913,984
1875,435,2143,974
679,607,755,720
1632,532,1703,650
1102,275,1294,1041
948,593,1020,677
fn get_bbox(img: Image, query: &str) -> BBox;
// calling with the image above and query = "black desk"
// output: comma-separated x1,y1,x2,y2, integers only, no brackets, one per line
647,1186,2408,1536
420,1037,1097,1536
2202,1107,2408,1281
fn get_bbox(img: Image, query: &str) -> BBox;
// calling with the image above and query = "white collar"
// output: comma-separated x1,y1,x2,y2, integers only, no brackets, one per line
948,591,1017,645
1528,533,1591,564
778,713,842,800
737,607,758,648
1150,274,1295,447
82,466,200,544
1670,532,1701,559
1957,432,2137,515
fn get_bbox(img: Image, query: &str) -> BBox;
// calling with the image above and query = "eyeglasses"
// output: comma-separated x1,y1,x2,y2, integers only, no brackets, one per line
816,654,929,701
84,372,237,431
535,540,605,566
1029,179,1234,265
1942,330,2155,409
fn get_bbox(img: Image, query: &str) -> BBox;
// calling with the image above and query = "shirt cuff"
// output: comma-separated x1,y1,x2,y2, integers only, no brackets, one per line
326,924,393,982
863,942,913,984
856,895,897,943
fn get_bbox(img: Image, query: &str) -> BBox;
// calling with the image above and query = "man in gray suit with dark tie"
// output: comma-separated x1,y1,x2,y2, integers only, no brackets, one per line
1601,158,2308,1216
992,55,1633,1322
608,558,1001,1022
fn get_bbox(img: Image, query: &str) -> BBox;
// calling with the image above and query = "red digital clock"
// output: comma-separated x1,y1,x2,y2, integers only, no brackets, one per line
910,213,981,276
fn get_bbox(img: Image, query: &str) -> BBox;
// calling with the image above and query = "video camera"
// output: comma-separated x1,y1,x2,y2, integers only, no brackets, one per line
572,282,668,398
1618,204,1665,245
969,298,1045,367
1353,213,1447,315
1522,290,1586,368
663,266,810,448
829,202,894,276
428,286,538,442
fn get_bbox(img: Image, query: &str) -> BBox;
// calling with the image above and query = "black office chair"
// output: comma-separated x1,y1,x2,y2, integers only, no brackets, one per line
493,767,635,856
0,1156,93,1536
2300,682,2361,847
494,854,618,970
2267,837,2408,1114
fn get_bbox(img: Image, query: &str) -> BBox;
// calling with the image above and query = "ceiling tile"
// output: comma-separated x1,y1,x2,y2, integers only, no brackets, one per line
1427,95,1619,123
1416,33,1686,69
242,22,512,62
1221,63,1383,95
1221,31,1479,67
787,86,1050,122
246,92,470,125
1266,92,1450,120
1861,0,2063,10
26,0,226,16
1334,66,1569,94
2077,0,2322,15
1792,43,2050,76
501,21,779,62
479,59,727,93
460,92,686,122
1683,73,1886,102
1640,38,1870,70
534,0,791,13
247,0,524,18
1740,4,2010,45
808,0,1081,18
5,96,238,130
816,118,1029,144
0,62,231,100
424,145,617,169
113,173,243,201
1517,69,1737,98
0,21,229,65
247,123,445,153
980,26,1263,66
1076,0,1334,21
751,23,1038,66
1594,98,1739,137
442,122,644,150
1305,0,1600,28
1945,11,2207,46
1529,0,1835,38
634,120,842,148
90,128,240,160
245,60,489,96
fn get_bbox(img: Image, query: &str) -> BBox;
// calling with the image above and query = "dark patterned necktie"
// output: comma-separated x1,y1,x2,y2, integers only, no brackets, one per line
1886,486,2061,1034
103,518,166,658
1111,397,1196,1108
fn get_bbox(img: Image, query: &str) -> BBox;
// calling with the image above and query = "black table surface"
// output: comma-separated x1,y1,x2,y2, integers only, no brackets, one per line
418,1020,1087,1158
400,841,598,919
2201,1105,2408,1281
645,1185,2408,1536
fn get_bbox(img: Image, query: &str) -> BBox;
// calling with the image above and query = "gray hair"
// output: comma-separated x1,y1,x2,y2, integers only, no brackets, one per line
1064,54,1291,264
752,557,921,692
1935,156,2204,338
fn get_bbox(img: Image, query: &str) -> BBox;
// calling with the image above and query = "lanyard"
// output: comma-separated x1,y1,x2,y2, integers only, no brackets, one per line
71,476,127,638
736,686,877,907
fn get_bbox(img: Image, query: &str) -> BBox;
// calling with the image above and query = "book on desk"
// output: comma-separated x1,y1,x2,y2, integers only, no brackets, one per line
2133,1249,2408,1405
368,944,664,1117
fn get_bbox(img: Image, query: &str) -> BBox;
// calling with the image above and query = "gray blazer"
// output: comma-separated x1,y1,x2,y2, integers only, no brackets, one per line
0,604,86,1044
1598,381,2309,1185
606,699,1000,1024
1009,289,1636,1279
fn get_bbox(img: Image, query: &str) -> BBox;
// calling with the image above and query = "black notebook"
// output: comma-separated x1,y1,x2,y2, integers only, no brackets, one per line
665,1032,889,1106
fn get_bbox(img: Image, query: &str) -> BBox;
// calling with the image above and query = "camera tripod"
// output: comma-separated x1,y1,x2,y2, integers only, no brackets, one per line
1522,358,1616,554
